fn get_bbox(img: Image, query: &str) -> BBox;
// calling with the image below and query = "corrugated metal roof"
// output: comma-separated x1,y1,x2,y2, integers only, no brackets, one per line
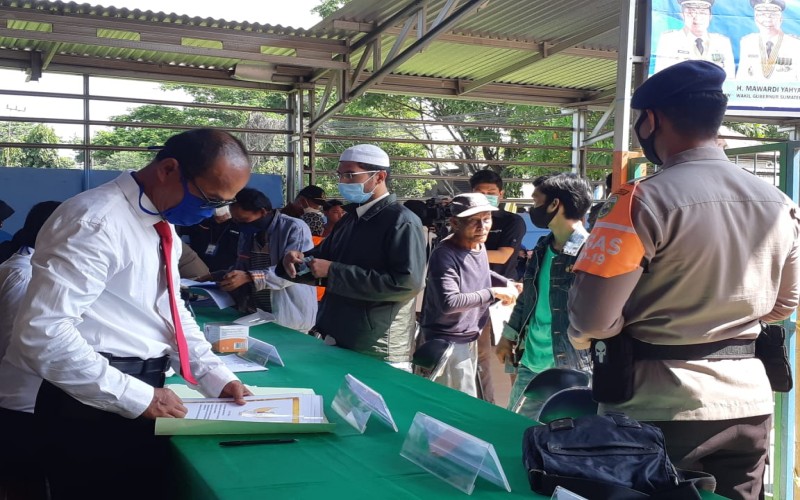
0,0,621,105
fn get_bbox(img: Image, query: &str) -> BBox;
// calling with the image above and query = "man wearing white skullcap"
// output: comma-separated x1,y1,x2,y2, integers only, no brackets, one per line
283,144,426,369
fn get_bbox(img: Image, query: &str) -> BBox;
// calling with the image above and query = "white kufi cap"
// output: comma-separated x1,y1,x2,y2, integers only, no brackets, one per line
339,144,390,168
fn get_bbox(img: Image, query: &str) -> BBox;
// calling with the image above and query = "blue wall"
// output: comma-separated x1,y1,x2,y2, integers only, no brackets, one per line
0,167,283,235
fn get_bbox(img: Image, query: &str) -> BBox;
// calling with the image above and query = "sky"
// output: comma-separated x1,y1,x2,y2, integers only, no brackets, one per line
0,0,326,138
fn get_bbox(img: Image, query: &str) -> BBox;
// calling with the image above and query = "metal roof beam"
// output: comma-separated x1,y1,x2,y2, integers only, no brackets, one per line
0,51,290,90
0,27,349,70
460,16,619,95
334,23,619,60
309,0,486,131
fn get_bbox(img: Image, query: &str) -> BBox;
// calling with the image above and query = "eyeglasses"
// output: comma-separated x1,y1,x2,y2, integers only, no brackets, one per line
336,170,380,180
755,10,781,17
188,177,237,209
683,8,710,15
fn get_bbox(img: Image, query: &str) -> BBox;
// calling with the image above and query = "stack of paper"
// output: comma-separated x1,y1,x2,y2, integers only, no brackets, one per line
155,385,334,435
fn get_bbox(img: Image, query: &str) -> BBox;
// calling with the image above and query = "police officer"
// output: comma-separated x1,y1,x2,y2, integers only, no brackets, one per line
568,61,800,500
653,0,734,80
736,0,800,81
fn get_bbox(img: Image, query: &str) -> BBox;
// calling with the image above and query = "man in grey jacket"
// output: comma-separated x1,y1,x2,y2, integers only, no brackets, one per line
568,61,800,499
283,145,426,369
220,188,317,332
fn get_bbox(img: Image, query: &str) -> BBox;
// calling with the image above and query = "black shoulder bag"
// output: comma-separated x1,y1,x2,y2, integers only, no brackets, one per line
523,413,716,500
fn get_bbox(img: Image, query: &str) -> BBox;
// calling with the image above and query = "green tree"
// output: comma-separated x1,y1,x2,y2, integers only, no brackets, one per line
311,0,347,18
18,124,75,168
88,83,288,174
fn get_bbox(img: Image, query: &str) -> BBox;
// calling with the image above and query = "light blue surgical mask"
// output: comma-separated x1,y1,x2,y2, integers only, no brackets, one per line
484,195,499,207
338,173,378,204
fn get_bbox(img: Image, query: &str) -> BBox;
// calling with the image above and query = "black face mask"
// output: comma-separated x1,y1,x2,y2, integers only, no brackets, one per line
238,213,273,234
529,198,558,229
634,112,663,165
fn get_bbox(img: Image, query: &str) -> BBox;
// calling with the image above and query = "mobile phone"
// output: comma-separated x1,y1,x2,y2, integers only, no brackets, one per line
295,256,313,276
209,270,228,282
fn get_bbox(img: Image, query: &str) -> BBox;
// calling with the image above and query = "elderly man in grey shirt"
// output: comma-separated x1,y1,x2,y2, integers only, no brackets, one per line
419,193,518,396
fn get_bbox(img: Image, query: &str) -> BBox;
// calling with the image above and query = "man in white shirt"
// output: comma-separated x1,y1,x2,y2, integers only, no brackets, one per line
0,129,252,499
653,0,735,79
0,200,60,499
736,0,800,82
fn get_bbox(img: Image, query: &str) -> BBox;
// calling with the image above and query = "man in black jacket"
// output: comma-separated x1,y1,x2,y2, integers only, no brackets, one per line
283,145,426,369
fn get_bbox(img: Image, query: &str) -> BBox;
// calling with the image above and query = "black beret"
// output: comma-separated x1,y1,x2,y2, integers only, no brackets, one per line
750,0,785,10
631,60,726,110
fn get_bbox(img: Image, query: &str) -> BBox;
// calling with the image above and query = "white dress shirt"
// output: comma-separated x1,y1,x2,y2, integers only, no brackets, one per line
0,172,237,419
0,248,42,412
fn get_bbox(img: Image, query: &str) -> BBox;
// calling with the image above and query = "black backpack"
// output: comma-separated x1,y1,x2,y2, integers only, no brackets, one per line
523,413,715,499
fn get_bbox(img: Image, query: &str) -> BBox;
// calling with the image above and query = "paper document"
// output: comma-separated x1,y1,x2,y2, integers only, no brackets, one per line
155,388,334,435
488,301,513,344
188,286,235,309
164,384,313,399
234,309,276,326
180,279,218,288
219,354,269,373
183,394,324,423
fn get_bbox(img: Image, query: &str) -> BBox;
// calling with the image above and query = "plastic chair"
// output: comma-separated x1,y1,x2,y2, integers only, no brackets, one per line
412,339,455,380
511,367,590,414
536,386,598,424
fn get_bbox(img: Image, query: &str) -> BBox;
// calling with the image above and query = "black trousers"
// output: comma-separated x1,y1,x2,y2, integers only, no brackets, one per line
0,406,48,500
35,376,172,500
649,415,771,500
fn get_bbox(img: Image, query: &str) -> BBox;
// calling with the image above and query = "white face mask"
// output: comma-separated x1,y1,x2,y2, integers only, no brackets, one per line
301,198,321,214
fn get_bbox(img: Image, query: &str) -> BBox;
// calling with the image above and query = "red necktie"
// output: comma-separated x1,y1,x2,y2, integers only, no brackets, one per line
154,221,197,385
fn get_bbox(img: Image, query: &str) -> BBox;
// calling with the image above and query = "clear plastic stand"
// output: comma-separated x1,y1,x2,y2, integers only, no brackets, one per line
400,412,511,495
331,374,398,433
551,486,588,500
237,338,284,367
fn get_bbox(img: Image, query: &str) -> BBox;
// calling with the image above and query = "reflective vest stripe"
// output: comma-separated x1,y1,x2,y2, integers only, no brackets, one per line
574,183,646,278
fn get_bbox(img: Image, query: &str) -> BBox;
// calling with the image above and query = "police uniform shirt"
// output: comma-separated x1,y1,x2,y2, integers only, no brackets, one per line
736,31,800,81
568,147,800,422
654,29,735,80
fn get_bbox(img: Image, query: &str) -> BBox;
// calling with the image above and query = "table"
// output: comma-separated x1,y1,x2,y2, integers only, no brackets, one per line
170,308,726,499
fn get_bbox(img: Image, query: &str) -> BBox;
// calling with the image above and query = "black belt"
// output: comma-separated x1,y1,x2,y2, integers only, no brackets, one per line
633,338,756,361
99,353,171,376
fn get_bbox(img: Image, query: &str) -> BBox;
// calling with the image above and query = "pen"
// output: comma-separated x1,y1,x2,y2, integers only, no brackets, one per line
219,438,297,447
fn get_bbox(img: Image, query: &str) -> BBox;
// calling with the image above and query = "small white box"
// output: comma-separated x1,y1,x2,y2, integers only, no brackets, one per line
203,322,249,353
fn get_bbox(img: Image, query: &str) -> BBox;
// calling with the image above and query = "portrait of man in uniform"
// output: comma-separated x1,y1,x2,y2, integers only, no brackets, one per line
653,0,735,79
736,0,800,81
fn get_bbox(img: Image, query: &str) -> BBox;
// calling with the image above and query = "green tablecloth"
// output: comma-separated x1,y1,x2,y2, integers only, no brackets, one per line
170,308,726,499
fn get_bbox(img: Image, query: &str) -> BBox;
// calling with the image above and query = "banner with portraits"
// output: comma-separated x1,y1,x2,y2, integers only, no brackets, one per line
649,0,800,116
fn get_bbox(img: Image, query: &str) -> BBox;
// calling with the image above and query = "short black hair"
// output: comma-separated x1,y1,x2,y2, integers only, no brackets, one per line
533,173,592,220
657,91,727,139
5,200,60,251
324,199,343,212
469,169,503,190
233,187,272,213
155,128,249,179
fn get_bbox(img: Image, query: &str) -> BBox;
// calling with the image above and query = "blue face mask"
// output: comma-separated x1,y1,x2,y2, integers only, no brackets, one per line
338,173,378,204
238,215,271,235
484,195,500,207
139,176,214,227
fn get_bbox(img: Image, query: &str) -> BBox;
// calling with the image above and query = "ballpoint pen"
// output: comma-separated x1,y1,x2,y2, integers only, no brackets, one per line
219,438,297,447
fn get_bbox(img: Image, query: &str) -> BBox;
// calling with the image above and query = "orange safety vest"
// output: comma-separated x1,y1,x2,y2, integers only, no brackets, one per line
574,182,645,278
311,235,326,301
